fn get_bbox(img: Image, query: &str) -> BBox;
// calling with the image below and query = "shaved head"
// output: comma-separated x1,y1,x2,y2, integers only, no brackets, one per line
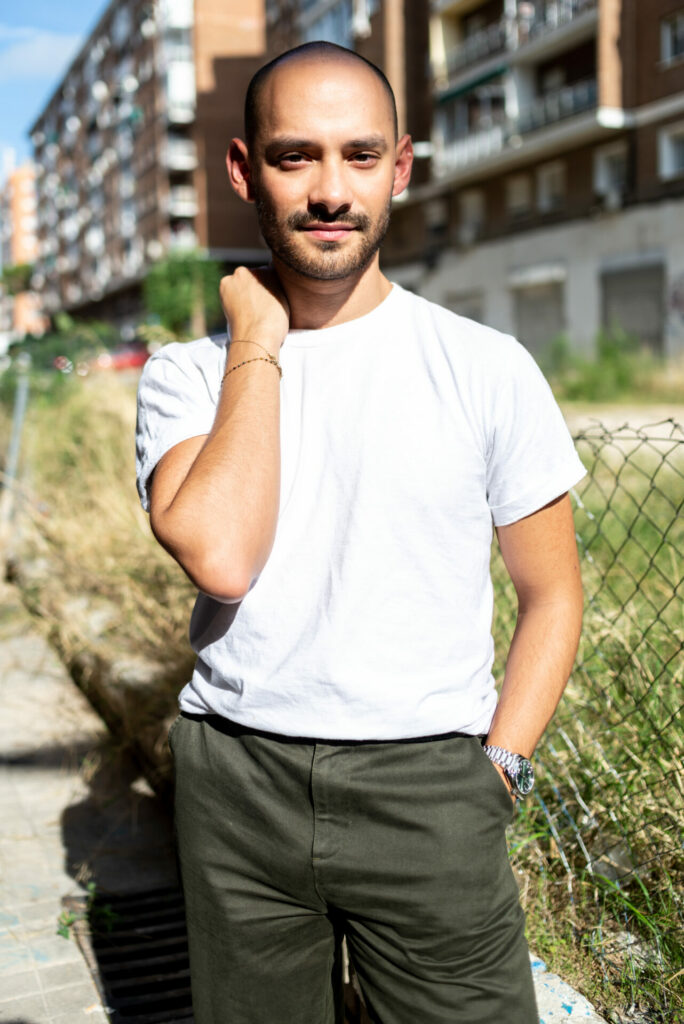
244,42,398,151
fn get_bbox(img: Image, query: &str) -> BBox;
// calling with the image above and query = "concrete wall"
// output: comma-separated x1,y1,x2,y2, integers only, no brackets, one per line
389,194,684,358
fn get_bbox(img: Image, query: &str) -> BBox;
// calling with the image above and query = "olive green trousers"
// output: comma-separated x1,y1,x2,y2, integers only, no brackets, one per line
169,712,538,1024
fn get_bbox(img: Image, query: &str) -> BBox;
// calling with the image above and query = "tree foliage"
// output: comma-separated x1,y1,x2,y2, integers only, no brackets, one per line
2,263,33,296
143,251,223,337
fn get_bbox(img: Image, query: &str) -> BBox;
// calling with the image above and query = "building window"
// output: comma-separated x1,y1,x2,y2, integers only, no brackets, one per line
658,120,684,180
458,188,484,243
506,174,532,216
302,0,353,47
661,12,684,64
594,141,628,203
112,6,132,48
537,160,566,212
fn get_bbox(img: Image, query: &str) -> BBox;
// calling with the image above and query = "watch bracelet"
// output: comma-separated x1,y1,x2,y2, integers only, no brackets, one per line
483,744,522,775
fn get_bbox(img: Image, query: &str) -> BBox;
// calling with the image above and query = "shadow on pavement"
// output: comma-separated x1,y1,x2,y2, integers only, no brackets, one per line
0,739,96,768
60,735,178,895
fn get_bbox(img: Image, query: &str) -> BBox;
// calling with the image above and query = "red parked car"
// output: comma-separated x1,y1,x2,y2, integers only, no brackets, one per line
91,341,150,371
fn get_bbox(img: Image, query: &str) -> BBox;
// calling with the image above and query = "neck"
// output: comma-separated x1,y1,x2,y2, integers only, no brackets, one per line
273,255,391,330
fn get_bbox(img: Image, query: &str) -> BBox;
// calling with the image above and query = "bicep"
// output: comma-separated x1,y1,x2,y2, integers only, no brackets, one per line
495,493,582,608
149,434,209,527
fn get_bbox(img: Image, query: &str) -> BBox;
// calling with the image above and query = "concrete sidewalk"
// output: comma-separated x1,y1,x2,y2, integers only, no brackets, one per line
0,580,607,1023
0,583,177,1023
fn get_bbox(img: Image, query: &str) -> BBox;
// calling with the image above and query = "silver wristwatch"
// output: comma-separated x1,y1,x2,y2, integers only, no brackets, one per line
483,745,535,799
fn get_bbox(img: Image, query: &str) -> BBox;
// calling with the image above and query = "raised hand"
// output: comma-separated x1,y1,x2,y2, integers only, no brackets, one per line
220,266,290,355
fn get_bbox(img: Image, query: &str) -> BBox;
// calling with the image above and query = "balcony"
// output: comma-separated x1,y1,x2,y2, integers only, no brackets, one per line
436,123,505,176
517,76,597,134
444,19,507,77
432,0,492,15
164,138,198,171
433,74,600,178
512,0,597,62
167,101,195,125
434,0,597,87
165,60,196,124
520,0,596,43
168,226,198,250
167,186,198,218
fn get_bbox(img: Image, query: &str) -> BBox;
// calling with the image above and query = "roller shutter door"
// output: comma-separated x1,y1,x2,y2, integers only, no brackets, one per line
601,264,664,352
513,281,565,357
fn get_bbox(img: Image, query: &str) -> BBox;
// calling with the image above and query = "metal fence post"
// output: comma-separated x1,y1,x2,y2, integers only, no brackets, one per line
0,351,31,561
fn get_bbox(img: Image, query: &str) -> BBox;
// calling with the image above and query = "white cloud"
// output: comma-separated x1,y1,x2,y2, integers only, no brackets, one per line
0,25,34,41
0,28,82,84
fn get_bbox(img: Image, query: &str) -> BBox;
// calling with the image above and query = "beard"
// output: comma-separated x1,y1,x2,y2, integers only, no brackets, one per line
254,193,392,281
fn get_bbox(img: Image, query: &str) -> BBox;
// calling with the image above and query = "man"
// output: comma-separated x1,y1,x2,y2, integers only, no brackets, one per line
136,41,585,1024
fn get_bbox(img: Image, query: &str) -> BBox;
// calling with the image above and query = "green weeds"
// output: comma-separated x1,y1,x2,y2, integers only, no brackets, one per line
542,329,684,404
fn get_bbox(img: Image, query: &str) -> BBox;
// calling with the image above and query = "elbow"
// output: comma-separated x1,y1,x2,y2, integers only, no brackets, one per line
150,511,254,603
189,555,253,604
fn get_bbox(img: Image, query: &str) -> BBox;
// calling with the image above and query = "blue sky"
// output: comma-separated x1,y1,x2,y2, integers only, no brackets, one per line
0,1,108,178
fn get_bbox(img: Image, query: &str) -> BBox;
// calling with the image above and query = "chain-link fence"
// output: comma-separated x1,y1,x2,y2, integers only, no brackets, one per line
492,420,684,1022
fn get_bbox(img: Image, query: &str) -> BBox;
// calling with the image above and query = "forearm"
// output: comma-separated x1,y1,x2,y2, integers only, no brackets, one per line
485,590,583,758
488,494,584,758
150,341,282,601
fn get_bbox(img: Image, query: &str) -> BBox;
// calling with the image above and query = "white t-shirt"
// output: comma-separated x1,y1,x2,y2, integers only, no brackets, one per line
136,284,585,740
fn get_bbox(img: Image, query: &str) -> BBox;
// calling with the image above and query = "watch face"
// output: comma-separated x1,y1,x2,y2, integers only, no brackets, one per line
516,759,535,796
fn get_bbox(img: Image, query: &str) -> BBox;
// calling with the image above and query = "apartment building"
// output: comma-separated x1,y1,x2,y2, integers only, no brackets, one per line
0,163,46,344
383,0,684,358
29,0,269,327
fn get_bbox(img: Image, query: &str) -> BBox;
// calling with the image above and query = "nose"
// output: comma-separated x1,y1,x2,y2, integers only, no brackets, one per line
307,157,352,218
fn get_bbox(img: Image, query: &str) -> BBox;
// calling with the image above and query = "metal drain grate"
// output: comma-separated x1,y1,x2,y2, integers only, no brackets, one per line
67,886,373,1023
67,886,193,1023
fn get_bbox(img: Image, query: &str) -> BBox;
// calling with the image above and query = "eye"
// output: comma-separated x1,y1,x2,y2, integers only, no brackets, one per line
279,153,309,168
350,152,379,166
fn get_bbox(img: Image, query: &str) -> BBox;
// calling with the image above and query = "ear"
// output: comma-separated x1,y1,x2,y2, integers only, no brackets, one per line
226,138,255,203
392,134,414,198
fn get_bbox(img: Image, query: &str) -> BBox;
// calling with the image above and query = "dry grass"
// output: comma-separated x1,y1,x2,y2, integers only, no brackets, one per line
6,372,196,682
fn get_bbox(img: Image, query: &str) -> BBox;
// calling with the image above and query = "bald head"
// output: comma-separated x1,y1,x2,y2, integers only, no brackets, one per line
244,42,398,152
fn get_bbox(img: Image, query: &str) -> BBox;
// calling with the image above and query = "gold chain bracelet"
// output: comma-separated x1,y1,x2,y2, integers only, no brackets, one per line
222,355,282,386
229,339,278,359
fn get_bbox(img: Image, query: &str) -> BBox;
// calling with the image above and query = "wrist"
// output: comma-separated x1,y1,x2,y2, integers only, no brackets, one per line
229,338,281,360
228,322,286,350
483,744,535,799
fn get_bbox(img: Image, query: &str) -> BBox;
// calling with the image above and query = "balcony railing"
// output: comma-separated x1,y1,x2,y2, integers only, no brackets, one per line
445,19,507,76
435,76,598,174
436,0,597,83
517,77,597,134
436,123,505,175
169,227,198,250
167,101,195,124
167,186,198,218
164,138,198,171
518,0,597,47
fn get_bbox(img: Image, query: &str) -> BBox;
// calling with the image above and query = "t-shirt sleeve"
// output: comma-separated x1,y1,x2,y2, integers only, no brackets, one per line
486,340,586,526
135,344,218,512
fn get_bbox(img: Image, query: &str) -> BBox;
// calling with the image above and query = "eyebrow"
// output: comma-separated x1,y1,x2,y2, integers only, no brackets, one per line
264,134,389,160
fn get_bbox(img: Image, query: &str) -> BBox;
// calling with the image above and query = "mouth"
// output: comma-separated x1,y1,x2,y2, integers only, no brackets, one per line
300,223,358,242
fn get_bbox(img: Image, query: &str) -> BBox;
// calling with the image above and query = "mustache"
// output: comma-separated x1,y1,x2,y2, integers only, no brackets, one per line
286,211,371,231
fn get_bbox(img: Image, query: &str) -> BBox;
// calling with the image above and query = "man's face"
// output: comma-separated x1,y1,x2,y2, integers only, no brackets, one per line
248,58,402,281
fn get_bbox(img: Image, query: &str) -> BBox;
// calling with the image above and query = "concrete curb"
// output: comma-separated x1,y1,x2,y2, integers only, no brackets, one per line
532,956,608,1022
